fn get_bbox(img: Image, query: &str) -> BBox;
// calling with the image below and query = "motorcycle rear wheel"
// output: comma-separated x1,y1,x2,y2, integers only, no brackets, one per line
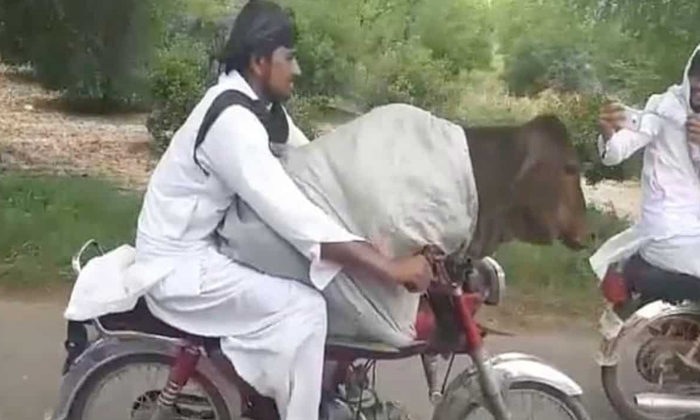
68,353,232,420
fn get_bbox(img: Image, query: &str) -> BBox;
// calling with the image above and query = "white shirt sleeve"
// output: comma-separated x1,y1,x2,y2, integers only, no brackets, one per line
598,114,662,166
198,105,363,289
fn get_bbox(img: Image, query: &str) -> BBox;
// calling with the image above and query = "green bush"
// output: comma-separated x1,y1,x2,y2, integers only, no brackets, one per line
282,0,473,114
145,0,237,150
412,0,493,74
0,0,49,65
27,0,180,108
146,35,210,151
503,43,598,97
357,38,459,115
291,12,356,98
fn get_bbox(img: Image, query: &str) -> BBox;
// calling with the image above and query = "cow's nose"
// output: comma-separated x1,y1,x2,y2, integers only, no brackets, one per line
560,233,588,251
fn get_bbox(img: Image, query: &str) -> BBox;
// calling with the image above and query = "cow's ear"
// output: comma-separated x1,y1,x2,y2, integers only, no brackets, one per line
513,159,561,209
512,125,541,187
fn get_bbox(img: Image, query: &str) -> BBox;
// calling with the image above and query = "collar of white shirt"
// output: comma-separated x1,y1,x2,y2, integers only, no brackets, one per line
218,71,274,111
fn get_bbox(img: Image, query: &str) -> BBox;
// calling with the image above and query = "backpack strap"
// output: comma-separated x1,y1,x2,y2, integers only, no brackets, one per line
193,89,290,176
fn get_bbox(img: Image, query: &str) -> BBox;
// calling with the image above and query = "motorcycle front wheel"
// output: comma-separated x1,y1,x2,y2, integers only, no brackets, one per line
68,353,232,420
461,381,590,420
434,378,590,420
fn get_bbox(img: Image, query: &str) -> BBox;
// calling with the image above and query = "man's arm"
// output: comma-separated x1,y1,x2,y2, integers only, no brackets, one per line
598,102,660,166
321,242,432,292
198,106,432,291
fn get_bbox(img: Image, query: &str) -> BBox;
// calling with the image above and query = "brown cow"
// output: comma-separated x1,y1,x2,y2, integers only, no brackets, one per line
464,114,588,257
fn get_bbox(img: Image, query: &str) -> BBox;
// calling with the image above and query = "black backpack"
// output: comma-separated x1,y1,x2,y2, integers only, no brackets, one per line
193,90,290,176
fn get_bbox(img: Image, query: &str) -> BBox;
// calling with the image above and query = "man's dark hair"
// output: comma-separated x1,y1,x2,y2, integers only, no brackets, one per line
222,0,295,74
689,51,700,78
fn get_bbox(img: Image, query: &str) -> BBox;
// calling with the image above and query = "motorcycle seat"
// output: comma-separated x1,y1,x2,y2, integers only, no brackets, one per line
623,254,700,302
97,298,428,358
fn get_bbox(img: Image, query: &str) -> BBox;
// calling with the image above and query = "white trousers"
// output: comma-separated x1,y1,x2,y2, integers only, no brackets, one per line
145,248,327,420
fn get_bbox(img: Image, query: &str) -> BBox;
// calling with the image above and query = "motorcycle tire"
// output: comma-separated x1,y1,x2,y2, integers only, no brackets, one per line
602,365,698,420
435,376,591,420
68,353,232,420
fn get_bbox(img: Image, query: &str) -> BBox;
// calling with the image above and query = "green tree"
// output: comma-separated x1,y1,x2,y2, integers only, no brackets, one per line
573,0,700,101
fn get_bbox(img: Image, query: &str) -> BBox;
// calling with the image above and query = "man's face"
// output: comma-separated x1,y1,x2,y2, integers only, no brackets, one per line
261,46,301,102
690,75,700,113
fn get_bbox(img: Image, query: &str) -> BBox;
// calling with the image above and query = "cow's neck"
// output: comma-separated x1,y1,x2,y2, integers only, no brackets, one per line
463,126,525,257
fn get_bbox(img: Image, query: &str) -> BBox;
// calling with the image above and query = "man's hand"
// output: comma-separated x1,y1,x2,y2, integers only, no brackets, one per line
599,101,626,141
389,254,434,293
687,114,700,145
321,241,434,293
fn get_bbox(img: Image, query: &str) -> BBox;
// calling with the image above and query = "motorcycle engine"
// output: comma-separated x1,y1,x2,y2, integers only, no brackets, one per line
321,363,412,420
320,396,412,420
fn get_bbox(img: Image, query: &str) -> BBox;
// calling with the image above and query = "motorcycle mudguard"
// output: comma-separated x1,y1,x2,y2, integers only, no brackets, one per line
48,337,242,420
433,352,583,420
596,300,700,367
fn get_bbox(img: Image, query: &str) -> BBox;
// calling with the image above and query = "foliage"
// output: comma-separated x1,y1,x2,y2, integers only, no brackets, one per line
411,0,493,74
0,173,141,288
282,0,492,113
18,0,179,108
503,44,598,97
145,0,237,149
355,38,459,114
146,35,210,151
574,0,700,100
493,0,599,97
0,0,235,110
5,0,697,180
0,0,48,64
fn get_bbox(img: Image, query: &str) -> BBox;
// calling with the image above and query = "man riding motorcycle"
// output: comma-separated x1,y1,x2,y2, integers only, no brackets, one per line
591,43,700,301
81,2,434,420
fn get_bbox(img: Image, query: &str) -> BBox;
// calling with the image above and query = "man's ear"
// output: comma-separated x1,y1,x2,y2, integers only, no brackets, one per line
248,54,271,78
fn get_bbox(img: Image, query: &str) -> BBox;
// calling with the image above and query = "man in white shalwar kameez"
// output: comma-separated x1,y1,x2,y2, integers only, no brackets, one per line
133,2,434,420
590,44,700,293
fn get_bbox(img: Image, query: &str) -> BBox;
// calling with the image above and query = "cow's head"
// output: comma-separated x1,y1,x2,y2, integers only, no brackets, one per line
507,115,587,250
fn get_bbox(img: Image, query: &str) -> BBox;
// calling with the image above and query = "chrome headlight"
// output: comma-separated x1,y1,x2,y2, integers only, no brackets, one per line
468,256,506,306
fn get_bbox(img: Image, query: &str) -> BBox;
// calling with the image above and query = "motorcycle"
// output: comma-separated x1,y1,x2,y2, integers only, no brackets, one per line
598,253,700,420
49,239,591,420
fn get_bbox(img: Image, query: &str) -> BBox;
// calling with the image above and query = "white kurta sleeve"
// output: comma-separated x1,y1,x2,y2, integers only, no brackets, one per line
198,106,363,290
598,115,661,166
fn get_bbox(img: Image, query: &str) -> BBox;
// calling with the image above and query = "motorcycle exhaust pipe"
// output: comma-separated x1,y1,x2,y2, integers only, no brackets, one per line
635,393,700,413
